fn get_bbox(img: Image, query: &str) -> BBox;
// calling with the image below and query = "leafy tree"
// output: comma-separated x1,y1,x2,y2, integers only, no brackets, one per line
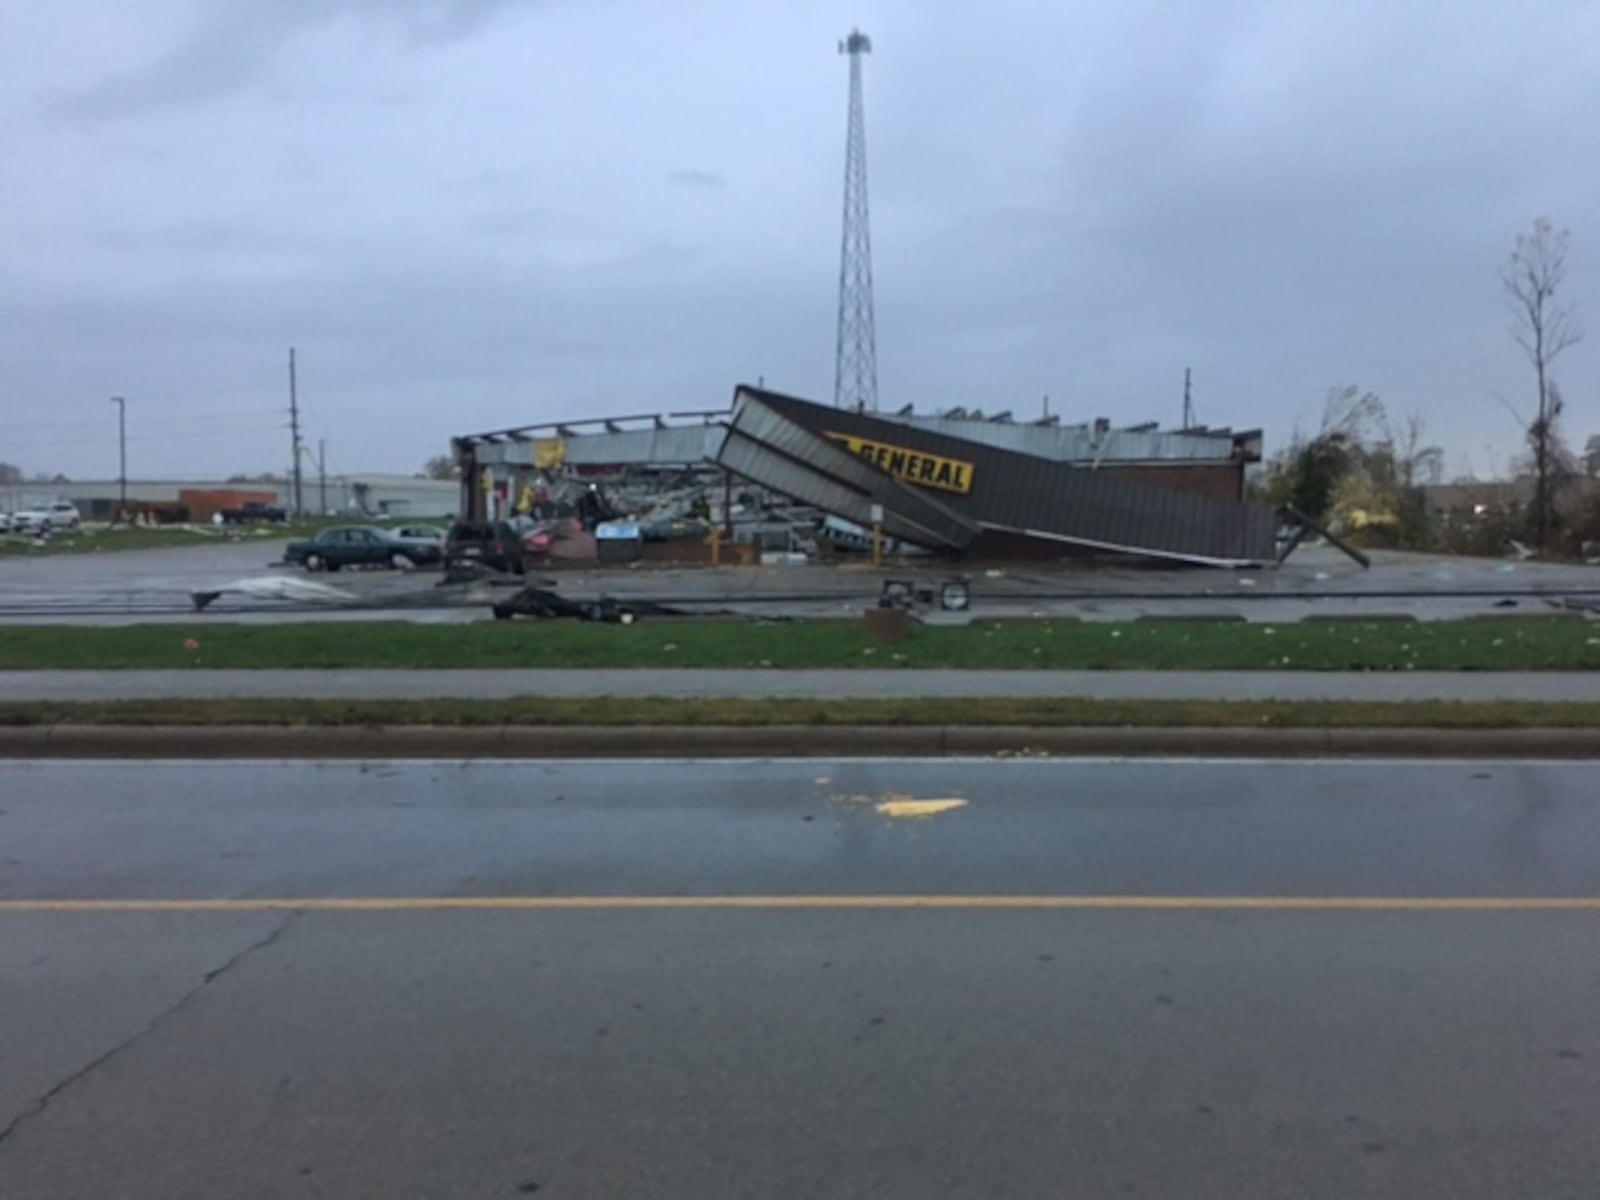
1256,386,1382,522
1258,390,1442,549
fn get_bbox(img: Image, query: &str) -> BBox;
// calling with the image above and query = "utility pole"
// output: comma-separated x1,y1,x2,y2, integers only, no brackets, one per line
317,438,327,517
109,396,127,514
833,28,878,413
288,347,304,517
1181,367,1195,428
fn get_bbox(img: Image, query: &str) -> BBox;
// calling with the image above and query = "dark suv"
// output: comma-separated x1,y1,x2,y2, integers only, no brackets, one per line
445,521,525,574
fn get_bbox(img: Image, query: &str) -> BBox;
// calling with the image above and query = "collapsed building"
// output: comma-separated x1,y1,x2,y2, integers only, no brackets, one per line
454,385,1276,567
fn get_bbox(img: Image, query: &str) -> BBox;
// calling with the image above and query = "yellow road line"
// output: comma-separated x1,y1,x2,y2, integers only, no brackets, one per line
1,896,1599,913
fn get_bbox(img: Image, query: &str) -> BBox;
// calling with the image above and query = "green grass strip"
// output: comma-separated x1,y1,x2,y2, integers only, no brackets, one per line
2,616,1598,671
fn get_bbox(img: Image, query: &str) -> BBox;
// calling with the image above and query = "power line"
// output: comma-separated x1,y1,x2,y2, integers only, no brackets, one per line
127,424,289,443
5,424,288,451
5,409,285,435
0,371,281,407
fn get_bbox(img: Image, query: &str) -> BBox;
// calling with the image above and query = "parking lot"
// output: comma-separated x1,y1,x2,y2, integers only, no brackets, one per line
1,532,1599,626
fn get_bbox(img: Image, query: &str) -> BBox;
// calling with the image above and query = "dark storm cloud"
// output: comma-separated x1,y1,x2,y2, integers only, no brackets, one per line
49,0,519,124
47,8,298,123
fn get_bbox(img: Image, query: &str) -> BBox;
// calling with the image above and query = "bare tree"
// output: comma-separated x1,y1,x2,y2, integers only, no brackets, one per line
1389,411,1444,489
1320,384,1385,445
1502,218,1582,550
423,454,459,480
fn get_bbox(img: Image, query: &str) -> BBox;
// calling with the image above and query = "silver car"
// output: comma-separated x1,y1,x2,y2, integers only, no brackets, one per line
384,525,446,564
12,501,81,534
47,500,81,530
10,506,53,534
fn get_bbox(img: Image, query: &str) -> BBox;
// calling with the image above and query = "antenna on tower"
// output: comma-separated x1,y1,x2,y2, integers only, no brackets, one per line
833,28,878,413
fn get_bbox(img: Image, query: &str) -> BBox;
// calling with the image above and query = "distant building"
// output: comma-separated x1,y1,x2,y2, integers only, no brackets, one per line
1422,478,1597,519
2,476,458,521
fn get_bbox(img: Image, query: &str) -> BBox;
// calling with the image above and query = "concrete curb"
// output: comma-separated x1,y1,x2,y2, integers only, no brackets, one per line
1,724,1598,760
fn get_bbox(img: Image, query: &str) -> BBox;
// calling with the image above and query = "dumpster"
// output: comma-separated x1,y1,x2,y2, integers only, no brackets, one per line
595,521,643,563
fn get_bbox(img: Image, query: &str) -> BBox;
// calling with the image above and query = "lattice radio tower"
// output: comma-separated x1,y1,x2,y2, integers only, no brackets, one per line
833,28,877,412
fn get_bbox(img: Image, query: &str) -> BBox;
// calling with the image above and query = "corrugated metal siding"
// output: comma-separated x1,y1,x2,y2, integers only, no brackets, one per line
1106,462,1245,502
474,426,722,469
743,387,1276,565
566,426,723,466
339,477,460,514
469,411,1254,469
975,453,1277,563
716,398,978,550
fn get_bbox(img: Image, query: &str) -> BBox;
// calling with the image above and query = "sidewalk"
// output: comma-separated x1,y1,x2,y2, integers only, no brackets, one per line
6,669,1600,704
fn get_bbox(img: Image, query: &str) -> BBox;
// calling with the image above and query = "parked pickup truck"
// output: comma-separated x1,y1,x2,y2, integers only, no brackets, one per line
218,501,288,524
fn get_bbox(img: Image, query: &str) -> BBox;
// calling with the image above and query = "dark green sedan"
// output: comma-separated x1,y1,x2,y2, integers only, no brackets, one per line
283,525,439,572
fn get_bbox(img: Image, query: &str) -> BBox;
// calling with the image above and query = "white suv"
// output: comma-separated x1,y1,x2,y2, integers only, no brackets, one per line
11,501,80,534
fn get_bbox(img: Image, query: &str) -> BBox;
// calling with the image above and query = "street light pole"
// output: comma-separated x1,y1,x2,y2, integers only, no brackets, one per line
110,396,127,516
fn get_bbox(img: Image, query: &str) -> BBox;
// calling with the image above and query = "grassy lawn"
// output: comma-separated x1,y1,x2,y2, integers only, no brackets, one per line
5,696,1600,729
1,616,1597,671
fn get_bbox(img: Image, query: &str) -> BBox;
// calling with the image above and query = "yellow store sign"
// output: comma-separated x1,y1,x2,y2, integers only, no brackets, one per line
825,432,975,494
531,438,567,470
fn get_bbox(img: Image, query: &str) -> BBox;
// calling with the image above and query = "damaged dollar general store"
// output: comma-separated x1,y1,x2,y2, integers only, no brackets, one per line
453,384,1277,569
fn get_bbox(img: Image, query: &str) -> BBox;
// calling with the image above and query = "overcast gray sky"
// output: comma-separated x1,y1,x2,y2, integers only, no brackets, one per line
4,0,1598,481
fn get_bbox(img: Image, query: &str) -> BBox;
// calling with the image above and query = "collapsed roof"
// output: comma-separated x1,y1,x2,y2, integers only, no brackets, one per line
455,387,1279,566
713,386,1278,567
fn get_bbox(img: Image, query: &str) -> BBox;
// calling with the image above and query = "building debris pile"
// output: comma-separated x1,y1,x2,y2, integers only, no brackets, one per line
455,384,1277,570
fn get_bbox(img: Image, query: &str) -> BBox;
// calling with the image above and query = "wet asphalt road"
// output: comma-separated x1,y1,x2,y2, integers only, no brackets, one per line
2,758,1598,1198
